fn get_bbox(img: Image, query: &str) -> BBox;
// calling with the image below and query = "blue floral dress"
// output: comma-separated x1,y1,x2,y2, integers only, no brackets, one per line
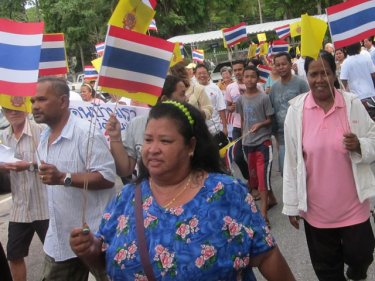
97,173,275,281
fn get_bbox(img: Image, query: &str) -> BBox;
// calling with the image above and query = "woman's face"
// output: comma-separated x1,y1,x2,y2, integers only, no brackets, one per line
170,81,187,103
80,86,92,102
335,50,345,62
142,117,194,180
221,70,232,82
307,58,335,102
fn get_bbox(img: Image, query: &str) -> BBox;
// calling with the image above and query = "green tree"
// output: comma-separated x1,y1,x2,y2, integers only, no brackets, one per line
0,0,27,20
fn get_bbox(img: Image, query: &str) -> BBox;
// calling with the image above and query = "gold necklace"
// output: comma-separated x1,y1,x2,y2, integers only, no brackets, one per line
151,174,192,209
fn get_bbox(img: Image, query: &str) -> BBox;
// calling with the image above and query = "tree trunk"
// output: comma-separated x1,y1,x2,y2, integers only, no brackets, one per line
316,1,322,15
79,43,85,71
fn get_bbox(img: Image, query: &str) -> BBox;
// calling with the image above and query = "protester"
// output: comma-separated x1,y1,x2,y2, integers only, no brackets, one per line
195,64,228,142
106,75,187,177
31,77,116,281
70,101,296,281
340,42,375,121
334,48,347,83
269,52,309,176
80,83,104,104
185,62,197,85
324,42,335,55
263,60,280,94
283,50,375,281
236,65,274,226
0,106,48,281
363,36,375,65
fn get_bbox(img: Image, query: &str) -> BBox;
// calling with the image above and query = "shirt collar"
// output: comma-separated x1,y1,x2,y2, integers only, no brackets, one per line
305,89,345,110
40,113,75,145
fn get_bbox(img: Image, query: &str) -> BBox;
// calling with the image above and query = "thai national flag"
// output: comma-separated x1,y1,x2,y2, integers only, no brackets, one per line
223,22,248,48
192,49,204,63
271,40,289,54
95,42,105,56
257,65,272,84
98,25,174,105
326,0,375,49
255,44,261,56
84,65,98,81
0,19,44,96
274,24,291,40
148,19,158,31
39,33,67,77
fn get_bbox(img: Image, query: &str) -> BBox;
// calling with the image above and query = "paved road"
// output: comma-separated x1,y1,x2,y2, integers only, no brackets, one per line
1,165,374,281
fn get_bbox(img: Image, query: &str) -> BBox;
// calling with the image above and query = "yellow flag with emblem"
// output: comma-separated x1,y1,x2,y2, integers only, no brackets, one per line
247,44,257,58
257,33,267,43
170,42,183,67
0,95,32,113
109,0,155,34
290,21,302,37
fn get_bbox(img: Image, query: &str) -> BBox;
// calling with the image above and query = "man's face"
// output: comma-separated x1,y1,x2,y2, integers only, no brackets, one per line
233,63,244,82
2,108,27,127
274,55,292,79
195,66,210,86
31,82,64,125
364,38,372,50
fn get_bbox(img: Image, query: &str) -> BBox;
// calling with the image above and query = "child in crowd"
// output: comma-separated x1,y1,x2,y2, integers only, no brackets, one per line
236,65,274,225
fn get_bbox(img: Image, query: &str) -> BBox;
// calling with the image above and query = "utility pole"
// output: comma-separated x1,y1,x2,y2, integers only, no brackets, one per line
257,0,263,23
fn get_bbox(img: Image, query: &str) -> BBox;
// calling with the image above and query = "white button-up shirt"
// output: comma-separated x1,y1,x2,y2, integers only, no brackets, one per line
38,114,116,261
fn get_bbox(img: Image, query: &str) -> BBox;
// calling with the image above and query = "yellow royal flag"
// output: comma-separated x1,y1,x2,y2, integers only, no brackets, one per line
247,44,257,58
169,42,183,67
109,0,155,34
0,95,32,113
296,46,301,55
301,14,327,59
222,29,228,49
290,21,302,37
91,57,103,72
257,33,267,43
260,42,268,56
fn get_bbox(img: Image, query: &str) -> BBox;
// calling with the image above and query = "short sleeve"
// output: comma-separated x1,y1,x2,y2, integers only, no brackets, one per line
263,95,274,116
300,79,310,93
235,96,243,116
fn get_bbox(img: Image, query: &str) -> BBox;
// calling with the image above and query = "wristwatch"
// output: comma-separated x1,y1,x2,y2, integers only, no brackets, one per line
28,162,38,172
63,173,72,187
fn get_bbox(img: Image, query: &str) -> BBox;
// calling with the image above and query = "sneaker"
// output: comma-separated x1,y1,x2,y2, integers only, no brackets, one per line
346,267,367,281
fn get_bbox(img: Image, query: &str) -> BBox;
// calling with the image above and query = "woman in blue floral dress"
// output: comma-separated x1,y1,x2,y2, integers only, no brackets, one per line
70,102,295,281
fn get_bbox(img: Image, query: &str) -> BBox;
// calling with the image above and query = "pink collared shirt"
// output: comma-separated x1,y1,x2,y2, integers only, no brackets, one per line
301,91,370,228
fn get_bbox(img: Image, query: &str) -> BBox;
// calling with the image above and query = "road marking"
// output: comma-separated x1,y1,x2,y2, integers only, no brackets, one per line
0,195,11,204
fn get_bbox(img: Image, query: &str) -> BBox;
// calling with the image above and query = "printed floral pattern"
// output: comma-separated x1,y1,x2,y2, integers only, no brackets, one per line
98,173,274,281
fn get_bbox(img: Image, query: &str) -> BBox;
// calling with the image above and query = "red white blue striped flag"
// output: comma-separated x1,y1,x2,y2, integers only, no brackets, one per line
148,19,158,31
98,25,174,105
274,24,291,40
39,33,67,77
84,65,98,81
223,22,248,48
257,65,272,84
326,0,375,49
0,19,44,96
192,49,204,63
95,42,105,56
271,40,289,54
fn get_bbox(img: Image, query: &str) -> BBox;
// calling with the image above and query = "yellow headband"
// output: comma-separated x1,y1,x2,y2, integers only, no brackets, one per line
162,100,194,126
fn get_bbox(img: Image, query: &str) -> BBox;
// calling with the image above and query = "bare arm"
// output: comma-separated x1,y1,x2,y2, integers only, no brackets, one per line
250,246,296,281
250,116,272,133
38,161,114,190
341,79,348,91
218,109,228,135
106,114,136,177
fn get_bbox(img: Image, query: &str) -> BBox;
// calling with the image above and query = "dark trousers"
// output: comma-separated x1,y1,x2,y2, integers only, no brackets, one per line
304,219,375,281
0,241,12,281
232,127,249,180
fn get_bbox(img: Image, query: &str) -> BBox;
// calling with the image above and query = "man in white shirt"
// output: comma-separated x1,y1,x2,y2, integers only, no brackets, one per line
364,36,375,65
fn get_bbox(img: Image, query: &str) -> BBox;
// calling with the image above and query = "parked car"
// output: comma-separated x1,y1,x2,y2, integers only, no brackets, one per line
210,61,233,83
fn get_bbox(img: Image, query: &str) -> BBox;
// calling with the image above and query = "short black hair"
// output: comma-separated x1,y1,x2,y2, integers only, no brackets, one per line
346,42,361,56
38,77,70,99
244,65,260,78
273,52,292,64
232,60,246,68
158,75,183,102
137,102,224,182
195,63,209,73
304,50,336,75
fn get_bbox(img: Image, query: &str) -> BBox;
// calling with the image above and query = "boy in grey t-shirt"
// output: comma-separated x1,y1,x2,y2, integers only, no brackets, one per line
236,65,274,226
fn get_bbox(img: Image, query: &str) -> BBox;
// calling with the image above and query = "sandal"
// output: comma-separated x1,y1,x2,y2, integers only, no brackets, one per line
251,189,261,201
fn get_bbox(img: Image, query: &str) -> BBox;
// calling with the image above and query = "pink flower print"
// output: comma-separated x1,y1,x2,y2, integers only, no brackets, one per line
114,248,127,265
213,182,223,193
195,256,205,268
144,214,157,228
189,217,199,228
233,257,243,270
116,215,129,234
143,196,153,210
168,206,184,216
243,256,250,266
103,212,111,221
223,216,233,224
244,226,254,239
265,234,274,247
245,193,253,204
228,221,242,237
176,223,190,239
155,244,165,255
160,252,174,270
201,245,216,261
128,243,137,255
134,273,148,281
